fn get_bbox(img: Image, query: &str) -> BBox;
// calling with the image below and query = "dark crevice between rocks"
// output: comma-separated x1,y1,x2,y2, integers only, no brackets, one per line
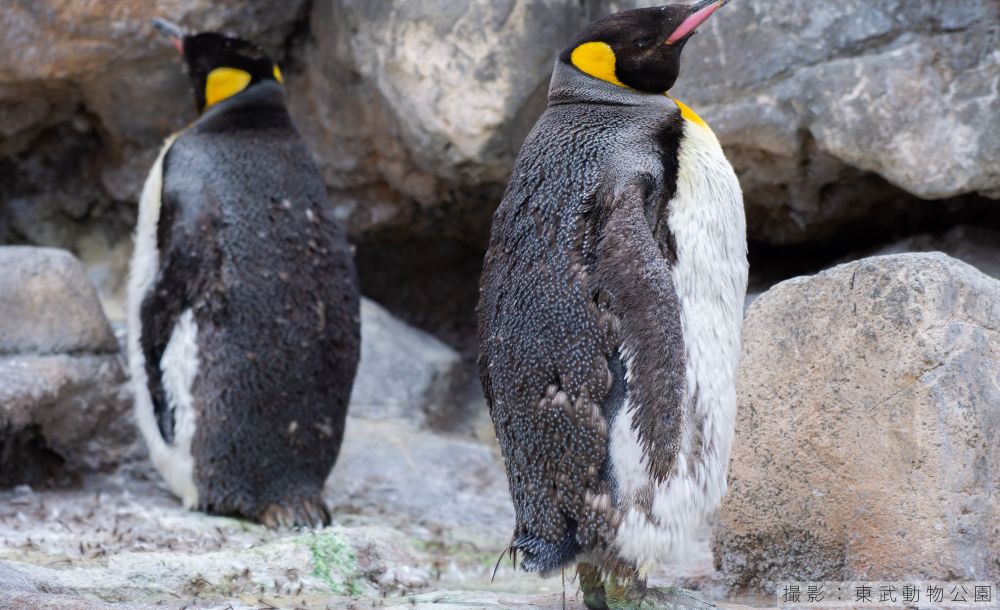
274,0,314,71
355,229,486,359
0,113,134,249
352,179,504,357
358,169,1000,358
0,424,72,490
748,188,1000,294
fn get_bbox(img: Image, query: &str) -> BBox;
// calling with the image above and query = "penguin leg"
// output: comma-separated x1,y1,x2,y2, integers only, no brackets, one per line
604,572,639,610
257,495,331,529
579,563,609,610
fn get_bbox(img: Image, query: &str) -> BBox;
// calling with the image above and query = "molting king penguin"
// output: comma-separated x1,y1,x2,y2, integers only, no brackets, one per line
127,20,360,528
476,1,747,607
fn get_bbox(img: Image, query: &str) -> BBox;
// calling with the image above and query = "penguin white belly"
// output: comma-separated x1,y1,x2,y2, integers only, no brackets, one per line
614,113,748,569
127,134,200,509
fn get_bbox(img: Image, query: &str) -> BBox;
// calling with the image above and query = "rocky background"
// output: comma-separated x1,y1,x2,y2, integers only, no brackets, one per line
0,1,998,609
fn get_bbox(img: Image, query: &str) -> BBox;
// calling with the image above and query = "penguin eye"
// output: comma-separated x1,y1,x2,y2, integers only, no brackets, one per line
634,35,657,49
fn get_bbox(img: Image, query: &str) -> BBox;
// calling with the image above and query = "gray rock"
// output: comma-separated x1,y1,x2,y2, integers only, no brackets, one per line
291,0,1000,247
327,417,514,548
350,298,468,429
655,0,1000,242
0,560,153,609
0,247,117,355
0,467,429,604
577,1,1000,244
0,560,35,595
0,247,133,485
0,355,132,480
289,0,585,213
868,225,1000,281
717,253,1000,590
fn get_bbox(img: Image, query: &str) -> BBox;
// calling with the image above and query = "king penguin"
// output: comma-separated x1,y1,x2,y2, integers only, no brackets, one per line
127,20,360,528
477,1,746,607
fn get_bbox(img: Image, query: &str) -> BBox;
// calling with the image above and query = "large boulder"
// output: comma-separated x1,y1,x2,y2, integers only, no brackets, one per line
288,0,586,222
0,247,133,486
350,298,468,430
716,253,1000,590
326,417,514,548
661,0,1000,243
868,225,1000,282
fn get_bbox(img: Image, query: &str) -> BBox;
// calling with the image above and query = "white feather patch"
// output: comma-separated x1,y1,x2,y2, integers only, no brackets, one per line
613,118,748,569
608,396,648,502
127,134,200,509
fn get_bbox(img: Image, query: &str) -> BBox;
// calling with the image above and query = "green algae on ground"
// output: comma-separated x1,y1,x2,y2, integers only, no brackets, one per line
303,529,363,595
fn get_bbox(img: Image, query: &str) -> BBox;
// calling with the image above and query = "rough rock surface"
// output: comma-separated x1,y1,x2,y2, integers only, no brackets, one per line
350,299,468,429
661,0,1000,243
0,247,132,486
0,246,118,354
868,225,1000,281
716,253,1000,590
0,420,554,609
328,417,514,548
289,0,588,220
295,0,1000,250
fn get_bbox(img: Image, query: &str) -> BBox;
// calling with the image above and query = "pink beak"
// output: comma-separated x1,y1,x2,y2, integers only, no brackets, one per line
666,0,730,45
151,18,185,54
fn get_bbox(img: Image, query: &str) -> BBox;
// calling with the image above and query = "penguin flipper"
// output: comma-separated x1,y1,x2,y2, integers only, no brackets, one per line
139,159,218,446
139,242,198,445
591,174,687,483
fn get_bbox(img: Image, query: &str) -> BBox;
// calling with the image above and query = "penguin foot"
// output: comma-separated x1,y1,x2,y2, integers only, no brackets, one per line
578,563,609,610
258,496,331,529
605,581,715,610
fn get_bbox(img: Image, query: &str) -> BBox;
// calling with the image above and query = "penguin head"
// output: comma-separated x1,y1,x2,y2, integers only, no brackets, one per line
152,19,284,113
560,0,730,93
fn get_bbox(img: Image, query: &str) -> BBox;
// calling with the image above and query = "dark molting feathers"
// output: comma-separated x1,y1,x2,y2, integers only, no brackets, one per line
559,1,727,93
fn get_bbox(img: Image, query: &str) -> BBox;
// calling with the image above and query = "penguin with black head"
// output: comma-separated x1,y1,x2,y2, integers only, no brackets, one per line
128,20,360,528
477,1,746,607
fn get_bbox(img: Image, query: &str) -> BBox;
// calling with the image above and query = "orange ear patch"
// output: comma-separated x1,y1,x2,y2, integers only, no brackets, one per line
204,67,252,109
570,41,628,89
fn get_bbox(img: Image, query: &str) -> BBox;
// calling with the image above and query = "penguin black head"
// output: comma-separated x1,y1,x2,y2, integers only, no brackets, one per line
152,19,284,114
559,0,730,94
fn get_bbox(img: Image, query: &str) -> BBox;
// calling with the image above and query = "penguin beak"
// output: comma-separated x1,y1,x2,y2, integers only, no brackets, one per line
666,0,731,45
151,18,186,54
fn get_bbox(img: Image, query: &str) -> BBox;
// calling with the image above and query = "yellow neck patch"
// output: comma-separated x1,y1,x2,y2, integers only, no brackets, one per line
204,67,252,110
671,97,709,130
570,41,627,88
272,64,284,84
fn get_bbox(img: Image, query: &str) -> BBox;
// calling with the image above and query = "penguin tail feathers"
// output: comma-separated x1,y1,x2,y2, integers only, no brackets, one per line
511,523,582,573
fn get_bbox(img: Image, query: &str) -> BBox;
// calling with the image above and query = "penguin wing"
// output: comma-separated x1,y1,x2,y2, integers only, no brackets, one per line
139,146,220,445
591,173,686,483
